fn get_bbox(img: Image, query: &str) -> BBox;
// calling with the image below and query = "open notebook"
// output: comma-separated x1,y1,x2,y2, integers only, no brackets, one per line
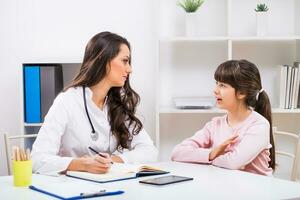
66,163,169,183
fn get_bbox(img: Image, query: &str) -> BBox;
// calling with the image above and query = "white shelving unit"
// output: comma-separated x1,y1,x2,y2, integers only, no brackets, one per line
157,0,300,161
23,123,43,127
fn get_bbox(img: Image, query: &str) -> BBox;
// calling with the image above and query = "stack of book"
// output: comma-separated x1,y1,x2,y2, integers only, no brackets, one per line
279,62,300,109
23,64,63,123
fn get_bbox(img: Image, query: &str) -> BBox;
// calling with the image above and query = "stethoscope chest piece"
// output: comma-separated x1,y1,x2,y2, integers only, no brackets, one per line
90,131,99,141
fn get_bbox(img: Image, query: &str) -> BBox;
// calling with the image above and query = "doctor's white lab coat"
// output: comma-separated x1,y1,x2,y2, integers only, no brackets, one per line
31,86,158,175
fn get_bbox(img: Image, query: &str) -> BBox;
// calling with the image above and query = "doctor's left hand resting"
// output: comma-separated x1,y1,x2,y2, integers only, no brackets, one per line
31,32,158,175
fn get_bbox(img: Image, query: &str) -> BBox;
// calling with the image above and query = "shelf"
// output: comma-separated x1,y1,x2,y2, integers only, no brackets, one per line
231,36,300,41
24,123,43,127
160,37,229,42
159,107,226,114
22,59,82,64
159,107,300,114
160,36,300,42
271,108,300,114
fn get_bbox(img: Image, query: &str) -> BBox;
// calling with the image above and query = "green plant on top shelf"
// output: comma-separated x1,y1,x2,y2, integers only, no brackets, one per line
255,3,269,12
178,0,204,13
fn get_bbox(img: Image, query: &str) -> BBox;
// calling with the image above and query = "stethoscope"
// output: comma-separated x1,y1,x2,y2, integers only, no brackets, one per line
83,86,99,141
83,86,112,153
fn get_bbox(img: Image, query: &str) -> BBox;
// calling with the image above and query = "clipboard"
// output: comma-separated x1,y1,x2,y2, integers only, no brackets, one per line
29,184,124,200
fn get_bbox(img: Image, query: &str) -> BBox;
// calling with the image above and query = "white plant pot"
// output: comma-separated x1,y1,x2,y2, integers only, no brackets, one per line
185,12,198,37
256,12,268,36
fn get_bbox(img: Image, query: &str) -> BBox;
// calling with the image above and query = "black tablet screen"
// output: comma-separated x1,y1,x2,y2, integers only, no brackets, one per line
139,175,193,185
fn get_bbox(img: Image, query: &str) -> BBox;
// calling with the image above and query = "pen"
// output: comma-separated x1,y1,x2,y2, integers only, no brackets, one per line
88,147,113,164
80,189,107,198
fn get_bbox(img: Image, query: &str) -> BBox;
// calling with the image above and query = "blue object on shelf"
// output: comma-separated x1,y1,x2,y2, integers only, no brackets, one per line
24,66,41,123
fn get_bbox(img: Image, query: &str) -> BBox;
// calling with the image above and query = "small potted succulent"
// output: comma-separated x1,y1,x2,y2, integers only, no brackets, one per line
255,3,269,36
178,0,205,36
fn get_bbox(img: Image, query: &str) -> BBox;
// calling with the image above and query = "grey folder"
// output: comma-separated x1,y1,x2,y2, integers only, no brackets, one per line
40,65,63,121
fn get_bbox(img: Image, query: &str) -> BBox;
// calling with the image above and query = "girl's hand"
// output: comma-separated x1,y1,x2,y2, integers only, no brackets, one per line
209,134,239,161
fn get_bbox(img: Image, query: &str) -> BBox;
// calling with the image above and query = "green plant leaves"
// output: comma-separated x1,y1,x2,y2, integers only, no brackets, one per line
178,0,205,13
255,3,269,12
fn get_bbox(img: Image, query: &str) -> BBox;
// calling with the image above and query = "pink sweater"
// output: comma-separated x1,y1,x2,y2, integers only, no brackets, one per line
171,111,273,176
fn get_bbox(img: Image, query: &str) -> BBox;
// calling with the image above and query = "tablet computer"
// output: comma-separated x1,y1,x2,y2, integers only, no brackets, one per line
139,175,193,185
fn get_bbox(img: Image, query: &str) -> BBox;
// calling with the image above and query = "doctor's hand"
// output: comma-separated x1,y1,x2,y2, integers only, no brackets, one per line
67,154,113,174
208,134,239,161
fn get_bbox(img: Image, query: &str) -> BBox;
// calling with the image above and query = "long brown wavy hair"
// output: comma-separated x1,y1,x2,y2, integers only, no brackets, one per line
214,60,275,170
65,31,142,151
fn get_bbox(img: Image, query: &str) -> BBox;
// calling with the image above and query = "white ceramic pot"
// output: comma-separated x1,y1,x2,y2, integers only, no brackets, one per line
256,12,268,36
185,12,198,37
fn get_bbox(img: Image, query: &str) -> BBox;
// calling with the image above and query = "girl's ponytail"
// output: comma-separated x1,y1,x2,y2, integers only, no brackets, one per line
255,91,275,170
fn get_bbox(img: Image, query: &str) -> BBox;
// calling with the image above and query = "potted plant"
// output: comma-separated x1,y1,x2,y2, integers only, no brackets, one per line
178,0,205,36
255,3,269,36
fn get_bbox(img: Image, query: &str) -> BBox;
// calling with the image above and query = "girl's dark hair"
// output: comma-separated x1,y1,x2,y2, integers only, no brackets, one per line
65,31,142,151
214,59,275,170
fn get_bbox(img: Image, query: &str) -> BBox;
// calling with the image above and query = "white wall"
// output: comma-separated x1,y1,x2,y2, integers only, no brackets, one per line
0,0,158,175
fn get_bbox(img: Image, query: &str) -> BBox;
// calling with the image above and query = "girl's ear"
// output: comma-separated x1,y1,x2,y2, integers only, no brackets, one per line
236,91,246,100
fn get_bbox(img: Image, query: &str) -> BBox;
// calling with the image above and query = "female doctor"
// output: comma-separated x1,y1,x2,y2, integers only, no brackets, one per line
31,31,158,175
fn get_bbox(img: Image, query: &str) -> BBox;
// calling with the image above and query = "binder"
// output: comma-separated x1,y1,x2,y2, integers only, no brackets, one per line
24,64,63,123
29,184,124,200
40,65,63,120
24,66,41,123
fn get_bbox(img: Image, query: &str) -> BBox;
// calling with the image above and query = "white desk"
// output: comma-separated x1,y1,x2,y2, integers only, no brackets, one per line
1,161,300,200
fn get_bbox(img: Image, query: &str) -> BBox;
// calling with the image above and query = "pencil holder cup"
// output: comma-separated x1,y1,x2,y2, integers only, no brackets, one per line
13,160,32,187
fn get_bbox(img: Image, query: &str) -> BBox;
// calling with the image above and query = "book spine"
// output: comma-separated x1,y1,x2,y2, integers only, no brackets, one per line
40,65,63,121
295,62,300,108
285,65,292,109
292,65,299,108
54,65,63,95
289,66,295,109
279,65,287,109
24,66,41,123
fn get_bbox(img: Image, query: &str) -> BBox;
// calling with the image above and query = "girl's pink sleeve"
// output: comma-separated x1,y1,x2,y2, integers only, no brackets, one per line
171,121,213,164
212,122,270,169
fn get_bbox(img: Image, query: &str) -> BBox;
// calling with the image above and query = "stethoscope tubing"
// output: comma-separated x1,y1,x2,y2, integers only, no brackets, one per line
83,86,96,134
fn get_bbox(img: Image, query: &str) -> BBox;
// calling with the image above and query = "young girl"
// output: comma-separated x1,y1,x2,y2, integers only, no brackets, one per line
171,60,275,176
